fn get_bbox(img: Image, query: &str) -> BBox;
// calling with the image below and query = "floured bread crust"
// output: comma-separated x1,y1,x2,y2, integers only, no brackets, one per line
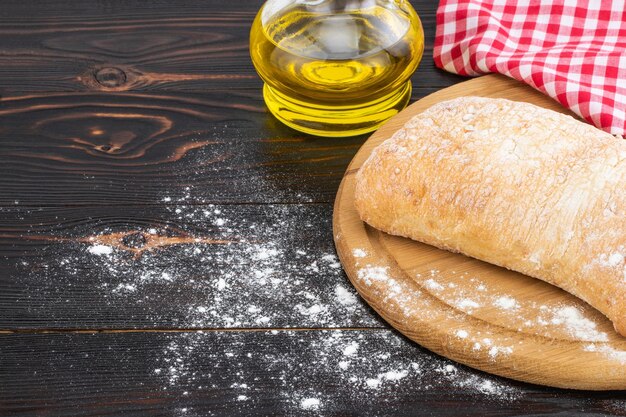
355,97,626,337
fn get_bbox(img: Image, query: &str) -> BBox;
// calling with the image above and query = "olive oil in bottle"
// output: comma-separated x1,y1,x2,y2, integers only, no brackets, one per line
250,0,424,137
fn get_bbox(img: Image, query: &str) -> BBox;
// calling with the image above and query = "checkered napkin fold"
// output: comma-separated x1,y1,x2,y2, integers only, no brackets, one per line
434,0,626,135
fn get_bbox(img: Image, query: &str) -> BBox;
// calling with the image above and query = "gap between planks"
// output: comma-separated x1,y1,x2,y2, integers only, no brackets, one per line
0,326,387,335
0,200,336,210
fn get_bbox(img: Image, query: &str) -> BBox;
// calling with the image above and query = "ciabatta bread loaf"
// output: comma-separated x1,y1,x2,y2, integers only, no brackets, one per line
355,97,626,337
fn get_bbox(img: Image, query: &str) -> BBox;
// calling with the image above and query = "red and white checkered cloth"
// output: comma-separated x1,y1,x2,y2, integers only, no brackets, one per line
434,0,626,135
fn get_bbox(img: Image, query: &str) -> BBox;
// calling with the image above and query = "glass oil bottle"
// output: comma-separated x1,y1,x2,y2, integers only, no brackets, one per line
250,0,424,137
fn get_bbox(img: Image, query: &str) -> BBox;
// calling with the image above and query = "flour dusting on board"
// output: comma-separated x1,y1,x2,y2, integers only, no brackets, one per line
550,306,609,342
353,258,517,361
355,252,623,369
493,296,519,310
584,344,626,364
418,273,612,343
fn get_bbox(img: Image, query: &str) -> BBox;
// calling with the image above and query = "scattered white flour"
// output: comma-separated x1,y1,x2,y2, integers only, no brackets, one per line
454,299,480,311
365,369,409,389
40,200,377,330
608,253,624,267
150,329,524,414
584,344,626,364
300,398,320,410
357,266,389,286
113,283,137,293
343,341,359,356
493,296,519,310
254,247,280,261
417,275,610,343
382,370,409,381
335,285,358,306
14,180,621,412
365,378,381,388
488,346,513,359
424,278,444,291
550,306,608,342
88,245,113,256
296,303,325,317
322,254,341,269
598,252,625,268
455,330,469,339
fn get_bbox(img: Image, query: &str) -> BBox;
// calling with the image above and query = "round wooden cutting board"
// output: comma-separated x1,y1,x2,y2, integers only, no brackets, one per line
333,74,626,390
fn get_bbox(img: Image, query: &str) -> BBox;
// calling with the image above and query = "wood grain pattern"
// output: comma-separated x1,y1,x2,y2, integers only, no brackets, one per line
0,0,463,93
0,91,370,206
2,331,625,417
0,204,383,330
334,75,626,390
0,1,259,92
1,0,618,414
0,0,463,206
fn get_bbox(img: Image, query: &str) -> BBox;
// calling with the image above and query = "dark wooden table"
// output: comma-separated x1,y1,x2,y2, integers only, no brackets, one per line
1,1,625,416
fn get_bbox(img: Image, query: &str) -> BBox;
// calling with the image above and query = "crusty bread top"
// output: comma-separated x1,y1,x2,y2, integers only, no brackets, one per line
355,96,626,334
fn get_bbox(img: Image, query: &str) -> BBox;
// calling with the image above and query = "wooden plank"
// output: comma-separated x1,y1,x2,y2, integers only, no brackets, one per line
1,330,624,416
0,90,369,206
0,0,463,93
0,204,382,330
0,87,461,207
